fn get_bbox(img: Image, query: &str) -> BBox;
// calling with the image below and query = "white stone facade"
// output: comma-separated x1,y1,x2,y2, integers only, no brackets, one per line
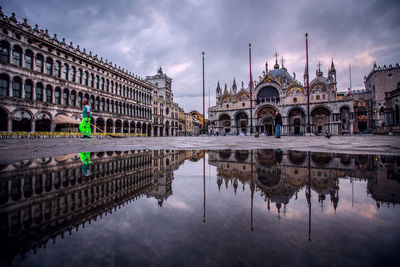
0,10,154,135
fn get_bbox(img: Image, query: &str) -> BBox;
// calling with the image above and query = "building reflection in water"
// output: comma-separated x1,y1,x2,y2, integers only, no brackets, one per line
0,149,198,263
0,149,399,263
209,149,400,239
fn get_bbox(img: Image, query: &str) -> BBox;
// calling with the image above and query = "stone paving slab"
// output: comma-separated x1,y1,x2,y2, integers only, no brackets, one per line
0,135,399,163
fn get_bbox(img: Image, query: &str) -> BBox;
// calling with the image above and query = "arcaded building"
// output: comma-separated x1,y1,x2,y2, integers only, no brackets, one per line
209,55,354,136
0,9,154,135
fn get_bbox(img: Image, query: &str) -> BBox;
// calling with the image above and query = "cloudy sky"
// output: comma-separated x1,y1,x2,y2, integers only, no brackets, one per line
2,0,400,113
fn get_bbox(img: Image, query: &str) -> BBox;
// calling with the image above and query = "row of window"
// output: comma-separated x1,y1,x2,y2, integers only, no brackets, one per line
0,74,152,119
0,40,152,103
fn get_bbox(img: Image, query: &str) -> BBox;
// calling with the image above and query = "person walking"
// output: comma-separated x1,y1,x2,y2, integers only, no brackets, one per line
274,111,282,138
79,100,92,138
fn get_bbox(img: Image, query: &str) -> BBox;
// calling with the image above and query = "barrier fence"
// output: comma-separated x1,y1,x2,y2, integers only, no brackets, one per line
0,131,147,139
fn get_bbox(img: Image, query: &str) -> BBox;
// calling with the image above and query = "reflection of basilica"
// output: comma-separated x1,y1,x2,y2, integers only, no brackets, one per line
209,150,400,214
0,149,196,263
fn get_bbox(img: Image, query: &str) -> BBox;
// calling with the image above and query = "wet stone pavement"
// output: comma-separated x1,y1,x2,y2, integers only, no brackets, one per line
0,135,400,163
0,147,399,267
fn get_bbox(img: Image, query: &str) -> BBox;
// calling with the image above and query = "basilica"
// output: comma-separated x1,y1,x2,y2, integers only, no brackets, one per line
209,56,354,136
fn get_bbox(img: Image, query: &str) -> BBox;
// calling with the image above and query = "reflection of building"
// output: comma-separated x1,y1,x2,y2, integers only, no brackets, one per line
0,149,196,263
209,55,354,136
0,10,154,135
208,149,400,214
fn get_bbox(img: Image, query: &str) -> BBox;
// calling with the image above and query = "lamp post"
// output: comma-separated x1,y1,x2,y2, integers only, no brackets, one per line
249,43,254,134
305,33,311,133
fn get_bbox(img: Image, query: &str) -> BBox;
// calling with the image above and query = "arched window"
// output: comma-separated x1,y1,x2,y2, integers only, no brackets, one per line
0,41,10,63
24,50,33,69
89,95,94,109
35,54,44,72
12,45,22,66
45,85,52,103
119,84,122,96
106,99,109,112
63,89,69,106
110,100,114,113
106,79,109,92
77,92,82,108
77,69,82,84
70,66,76,82
96,96,100,110
101,98,105,111
95,75,100,89
110,81,113,94
293,97,297,103
70,91,76,106
45,57,53,75
54,61,61,78
54,87,61,104
101,77,104,90
0,74,9,96
24,79,33,100
35,82,43,101
84,71,88,85
115,82,119,95
62,63,69,80
316,95,320,100
90,73,94,87
12,77,22,98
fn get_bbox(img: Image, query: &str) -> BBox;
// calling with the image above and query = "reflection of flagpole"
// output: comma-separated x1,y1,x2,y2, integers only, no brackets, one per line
305,33,311,133
306,152,312,241
202,52,205,134
250,150,254,231
203,151,206,223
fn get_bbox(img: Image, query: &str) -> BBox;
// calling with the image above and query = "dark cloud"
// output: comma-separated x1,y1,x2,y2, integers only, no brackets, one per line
2,0,399,112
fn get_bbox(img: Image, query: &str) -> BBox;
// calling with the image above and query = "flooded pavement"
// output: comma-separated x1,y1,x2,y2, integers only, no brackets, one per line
0,149,399,267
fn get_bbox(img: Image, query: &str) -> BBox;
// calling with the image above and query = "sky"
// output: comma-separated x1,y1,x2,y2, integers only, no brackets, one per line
2,0,400,113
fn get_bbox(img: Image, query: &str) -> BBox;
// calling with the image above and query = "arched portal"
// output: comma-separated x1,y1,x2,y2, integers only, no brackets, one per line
11,109,32,132
0,107,8,131
115,120,122,133
123,120,129,133
288,108,305,135
96,118,105,133
219,114,231,134
106,119,113,133
165,121,169,136
235,112,248,134
256,106,277,135
340,106,350,134
136,122,141,134
130,121,135,133
35,112,52,132
311,107,331,134
142,123,146,134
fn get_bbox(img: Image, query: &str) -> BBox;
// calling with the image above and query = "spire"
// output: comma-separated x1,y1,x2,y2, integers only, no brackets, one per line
232,78,237,94
158,66,163,75
223,83,228,94
217,81,221,90
330,58,335,71
281,56,285,68
274,51,280,69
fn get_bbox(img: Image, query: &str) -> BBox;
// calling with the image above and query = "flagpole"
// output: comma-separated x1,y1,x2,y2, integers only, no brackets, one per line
202,51,205,134
305,33,310,134
249,43,253,134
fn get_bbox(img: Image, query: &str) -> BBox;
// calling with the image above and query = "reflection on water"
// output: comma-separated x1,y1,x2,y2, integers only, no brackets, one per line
0,149,399,266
